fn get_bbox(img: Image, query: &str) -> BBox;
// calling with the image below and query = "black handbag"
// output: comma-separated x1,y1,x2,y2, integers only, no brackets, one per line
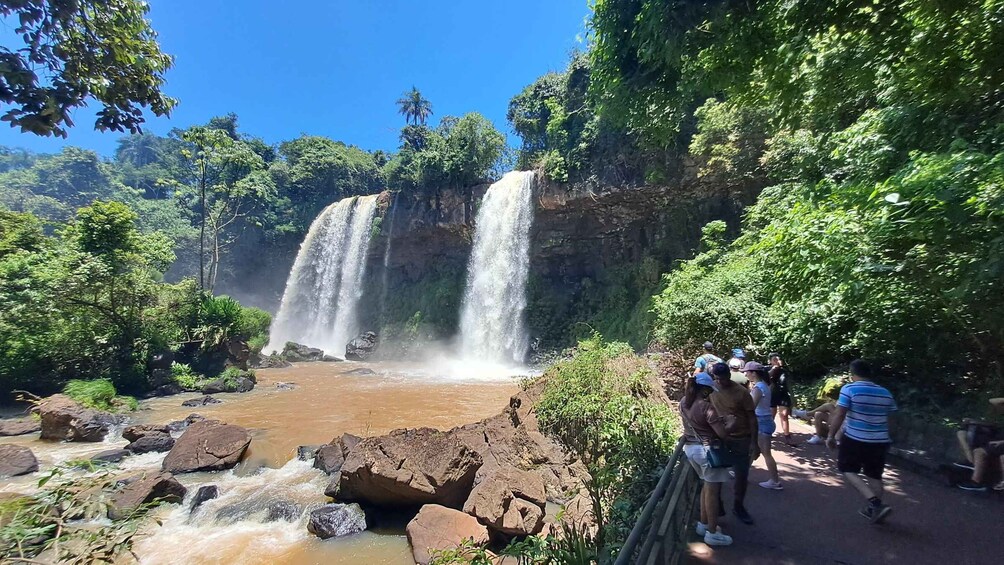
705,439,736,468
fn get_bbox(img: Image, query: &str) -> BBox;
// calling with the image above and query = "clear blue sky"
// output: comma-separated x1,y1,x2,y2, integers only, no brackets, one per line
0,0,590,156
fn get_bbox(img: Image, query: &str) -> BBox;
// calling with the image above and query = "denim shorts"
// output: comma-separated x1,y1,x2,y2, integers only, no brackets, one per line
757,414,776,436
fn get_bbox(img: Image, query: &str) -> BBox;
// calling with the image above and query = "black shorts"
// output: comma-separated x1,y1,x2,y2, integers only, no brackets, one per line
985,440,1004,457
771,392,792,408
837,437,890,479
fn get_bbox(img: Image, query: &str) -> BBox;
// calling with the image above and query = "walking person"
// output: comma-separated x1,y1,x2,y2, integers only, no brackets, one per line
826,360,897,524
768,353,796,445
709,362,759,525
744,361,782,489
680,373,734,546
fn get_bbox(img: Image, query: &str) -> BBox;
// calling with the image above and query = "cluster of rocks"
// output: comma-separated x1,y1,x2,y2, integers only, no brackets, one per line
250,332,379,368
303,382,591,563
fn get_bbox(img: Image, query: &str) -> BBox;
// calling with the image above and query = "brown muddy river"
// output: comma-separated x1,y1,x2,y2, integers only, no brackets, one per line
0,361,521,565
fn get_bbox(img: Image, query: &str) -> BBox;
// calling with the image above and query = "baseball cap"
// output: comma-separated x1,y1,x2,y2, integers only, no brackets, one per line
695,372,716,388
742,361,766,373
732,348,746,359
703,341,714,350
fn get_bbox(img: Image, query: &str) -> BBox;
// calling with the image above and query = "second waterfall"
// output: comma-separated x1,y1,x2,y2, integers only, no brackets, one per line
458,171,536,366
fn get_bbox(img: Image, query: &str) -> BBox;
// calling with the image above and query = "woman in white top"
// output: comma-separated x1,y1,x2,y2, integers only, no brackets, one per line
743,361,783,490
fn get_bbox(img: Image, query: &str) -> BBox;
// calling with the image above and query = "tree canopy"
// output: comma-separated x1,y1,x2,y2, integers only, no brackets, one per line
0,0,175,137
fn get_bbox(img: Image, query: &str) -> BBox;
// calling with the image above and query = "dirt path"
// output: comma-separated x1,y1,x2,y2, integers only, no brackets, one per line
685,421,1001,565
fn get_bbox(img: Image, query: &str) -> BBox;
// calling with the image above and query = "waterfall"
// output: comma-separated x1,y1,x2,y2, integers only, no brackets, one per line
458,171,536,366
266,194,379,355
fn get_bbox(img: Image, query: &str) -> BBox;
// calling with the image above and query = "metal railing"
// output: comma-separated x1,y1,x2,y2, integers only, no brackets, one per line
615,437,701,565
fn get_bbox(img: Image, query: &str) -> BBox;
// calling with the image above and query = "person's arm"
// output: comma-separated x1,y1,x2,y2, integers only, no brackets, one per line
706,405,728,440
750,386,763,406
826,406,848,449
748,407,760,458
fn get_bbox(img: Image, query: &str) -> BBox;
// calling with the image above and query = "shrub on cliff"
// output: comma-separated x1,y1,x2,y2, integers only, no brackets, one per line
534,334,678,559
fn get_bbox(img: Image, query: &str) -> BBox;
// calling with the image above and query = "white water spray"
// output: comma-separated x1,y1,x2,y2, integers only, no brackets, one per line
457,171,536,366
266,195,379,355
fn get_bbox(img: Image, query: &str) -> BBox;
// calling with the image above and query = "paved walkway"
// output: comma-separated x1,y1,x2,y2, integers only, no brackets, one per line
685,421,1001,565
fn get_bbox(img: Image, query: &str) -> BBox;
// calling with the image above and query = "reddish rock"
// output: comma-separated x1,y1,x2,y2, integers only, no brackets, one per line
406,504,490,565
463,466,546,536
107,471,187,520
162,420,251,473
336,428,482,508
126,432,175,454
35,394,116,442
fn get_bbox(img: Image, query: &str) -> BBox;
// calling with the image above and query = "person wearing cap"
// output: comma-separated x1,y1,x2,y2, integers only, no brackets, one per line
744,361,783,490
694,341,724,376
709,362,759,525
680,372,734,546
727,348,749,387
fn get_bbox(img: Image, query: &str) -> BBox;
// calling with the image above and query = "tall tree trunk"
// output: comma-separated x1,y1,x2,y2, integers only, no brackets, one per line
198,161,207,290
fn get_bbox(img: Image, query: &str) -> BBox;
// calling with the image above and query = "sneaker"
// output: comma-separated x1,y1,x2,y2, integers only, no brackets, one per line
793,409,808,419
728,470,736,478
957,480,988,492
806,435,824,445
704,530,733,546
859,504,892,524
696,523,722,536
952,461,976,470
993,481,1004,491
733,506,754,525
759,479,784,490
783,434,799,446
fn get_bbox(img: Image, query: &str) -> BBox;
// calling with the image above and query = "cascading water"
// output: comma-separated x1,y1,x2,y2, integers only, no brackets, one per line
266,195,379,355
457,171,536,366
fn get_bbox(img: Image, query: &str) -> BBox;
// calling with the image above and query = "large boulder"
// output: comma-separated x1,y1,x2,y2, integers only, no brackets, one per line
250,354,292,369
281,342,325,362
201,375,254,394
35,394,117,442
0,418,41,437
162,420,252,473
190,485,219,513
463,466,546,536
0,445,39,477
123,424,171,443
307,503,367,539
345,331,378,361
313,434,360,475
182,395,222,407
127,432,175,454
406,504,489,565
107,471,187,520
336,428,482,508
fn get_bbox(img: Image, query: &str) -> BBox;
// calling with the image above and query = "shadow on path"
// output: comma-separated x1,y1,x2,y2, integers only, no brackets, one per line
685,421,1001,565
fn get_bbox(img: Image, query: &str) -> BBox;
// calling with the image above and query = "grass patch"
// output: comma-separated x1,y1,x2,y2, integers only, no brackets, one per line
62,379,137,412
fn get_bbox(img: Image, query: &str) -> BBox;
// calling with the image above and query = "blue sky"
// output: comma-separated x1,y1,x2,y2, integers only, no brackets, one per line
0,0,590,156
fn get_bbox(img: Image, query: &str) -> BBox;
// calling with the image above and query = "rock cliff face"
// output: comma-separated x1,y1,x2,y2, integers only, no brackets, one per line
222,173,757,351
359,174,757,350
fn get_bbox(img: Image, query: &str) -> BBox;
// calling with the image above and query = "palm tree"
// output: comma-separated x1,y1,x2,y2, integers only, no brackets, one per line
396,87,433,125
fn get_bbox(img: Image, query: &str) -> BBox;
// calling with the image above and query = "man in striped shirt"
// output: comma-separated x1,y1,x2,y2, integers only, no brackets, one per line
826,359,897,524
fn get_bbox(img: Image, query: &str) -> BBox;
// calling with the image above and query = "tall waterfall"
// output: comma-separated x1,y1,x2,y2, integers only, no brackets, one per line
458,171,536,365
266,195,379,355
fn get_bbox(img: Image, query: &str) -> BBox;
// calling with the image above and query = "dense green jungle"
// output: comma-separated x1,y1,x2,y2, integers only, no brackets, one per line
1,1,1003,564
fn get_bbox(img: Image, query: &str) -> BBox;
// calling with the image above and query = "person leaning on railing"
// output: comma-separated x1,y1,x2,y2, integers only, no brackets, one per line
680,371,735,547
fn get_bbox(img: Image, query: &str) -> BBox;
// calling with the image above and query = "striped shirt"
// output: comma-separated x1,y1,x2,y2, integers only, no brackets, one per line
838,380,897,443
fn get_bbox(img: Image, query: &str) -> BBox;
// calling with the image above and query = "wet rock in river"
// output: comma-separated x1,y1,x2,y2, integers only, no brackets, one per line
127,432,175,454
336,427,481,508
167,413,207,433
162,420,252,474
343,367,375,376
182,395,222,407
190,485,219,512
297,445,320,461
276,382,296,390
35,394,117,442
281,342,325,362
307,503,367,539
313,434,358,475
107,471,187,520
0,444,39,477
0,417,40,437
123,424,171,443
345,331,377,361
91,448,132,464
201,375,254,394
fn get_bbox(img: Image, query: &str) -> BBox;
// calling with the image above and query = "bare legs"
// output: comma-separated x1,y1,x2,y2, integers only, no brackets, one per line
842,471,884,502
778,406,791,436
957,430,974,463
701,481,722,533
758,434,780,482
